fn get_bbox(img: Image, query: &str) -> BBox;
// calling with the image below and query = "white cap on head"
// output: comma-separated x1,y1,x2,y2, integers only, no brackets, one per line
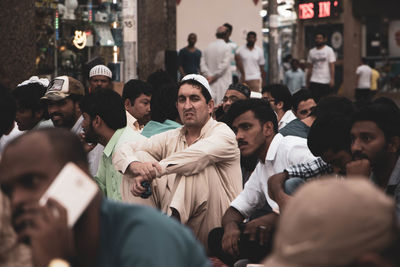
89,65,112,79
181,74,214,99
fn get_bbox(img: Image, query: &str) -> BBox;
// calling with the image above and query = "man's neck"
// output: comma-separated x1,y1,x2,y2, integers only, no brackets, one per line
185,127,202,146
316,44,326,50
247,44,254,50
99,128,117,147
74,193,102,266
374,155,399,188
301,116,315,127
258,133,276,164
276,110,286,123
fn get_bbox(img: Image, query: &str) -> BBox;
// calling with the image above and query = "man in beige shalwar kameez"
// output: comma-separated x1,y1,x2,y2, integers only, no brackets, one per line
113,74,242,249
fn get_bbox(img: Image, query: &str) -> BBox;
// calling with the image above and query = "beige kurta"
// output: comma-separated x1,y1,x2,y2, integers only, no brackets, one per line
113,118,242,249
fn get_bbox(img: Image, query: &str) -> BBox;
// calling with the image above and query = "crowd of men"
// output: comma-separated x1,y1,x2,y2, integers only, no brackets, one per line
1,30,400,267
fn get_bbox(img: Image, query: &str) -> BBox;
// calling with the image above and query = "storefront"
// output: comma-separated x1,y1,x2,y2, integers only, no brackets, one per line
35,0,125,87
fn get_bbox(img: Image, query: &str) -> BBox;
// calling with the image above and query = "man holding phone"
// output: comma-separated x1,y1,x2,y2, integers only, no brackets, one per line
0,128,210,267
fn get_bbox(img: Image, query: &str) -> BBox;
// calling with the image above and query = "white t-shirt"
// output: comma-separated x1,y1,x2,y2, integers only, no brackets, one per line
356,64,372,89
230,133,317,216
307,45,336,84
236,45,265,81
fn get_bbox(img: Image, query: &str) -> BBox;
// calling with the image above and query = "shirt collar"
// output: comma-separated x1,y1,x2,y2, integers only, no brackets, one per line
179,117,215,144
266,133,283,161
103,128,125,157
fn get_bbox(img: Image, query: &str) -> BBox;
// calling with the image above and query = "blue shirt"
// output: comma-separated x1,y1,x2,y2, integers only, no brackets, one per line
284,69,306,94
96,199,210,267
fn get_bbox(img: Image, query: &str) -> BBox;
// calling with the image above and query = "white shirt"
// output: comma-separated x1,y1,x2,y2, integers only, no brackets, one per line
230,133,317,216
307,45,336,84
70,116,104,177
278,110,297,130
0,124,23,154
236,45,265,81
200,39,232,104
356,64,372,89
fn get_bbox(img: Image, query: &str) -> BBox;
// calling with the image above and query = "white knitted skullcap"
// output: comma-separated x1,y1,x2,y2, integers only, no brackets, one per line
89,65,112,79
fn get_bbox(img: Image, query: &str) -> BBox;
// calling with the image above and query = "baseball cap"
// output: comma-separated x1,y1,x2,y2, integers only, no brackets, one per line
41,76,85,101
263,177,397,267
181,74,214,99
227,83,251,98
89,64,112,79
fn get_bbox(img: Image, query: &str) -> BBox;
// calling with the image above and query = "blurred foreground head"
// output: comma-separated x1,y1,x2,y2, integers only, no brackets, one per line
263,177,399,267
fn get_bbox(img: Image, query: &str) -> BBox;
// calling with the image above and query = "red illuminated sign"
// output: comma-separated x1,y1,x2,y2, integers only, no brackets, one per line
299,0,341,20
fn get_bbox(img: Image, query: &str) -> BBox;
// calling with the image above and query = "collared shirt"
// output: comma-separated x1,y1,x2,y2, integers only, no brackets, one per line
126,111,142,132
70,116,104,177
284,69,305,94
113,118,242,249
285,157,333,180
230,133,317,216
278,110,297,130
95,127,146,201
371,156,400,219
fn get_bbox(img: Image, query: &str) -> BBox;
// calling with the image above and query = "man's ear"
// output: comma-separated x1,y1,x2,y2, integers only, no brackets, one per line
207,99,215,115
124,99,132,110
93,115,102,128
34,109,44,120
388,136,400,154
262,121,275,137
275,101,284,111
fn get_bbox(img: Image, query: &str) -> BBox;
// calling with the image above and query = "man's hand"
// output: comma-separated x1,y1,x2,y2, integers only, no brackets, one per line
268,172,291,210
78,132,96,153
221,222,241,257
130,175,149,196
243,213,278,246
346,159,371,177
14,199,75,267
128,161,162,180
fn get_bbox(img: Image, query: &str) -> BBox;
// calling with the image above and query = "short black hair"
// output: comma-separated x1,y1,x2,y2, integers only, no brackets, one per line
351,103,400,141
12,82,48,116
262,84,292,111
147,69,175,90
311,96,354,118
0,84,16,137
150,83,179,123
247,31,256,38
315,31,327,38
292,89,315,112
373,97,399,112
308,115,352,157
225,98,278,133
178,79,212,103
122,79,152,106
80,90,126,130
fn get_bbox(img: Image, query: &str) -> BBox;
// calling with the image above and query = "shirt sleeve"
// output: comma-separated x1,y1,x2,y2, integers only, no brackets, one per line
94,157,107,196
258,47,265,65
158,126,239,177
230,165,266,218
285,157,333,180
328,47,336,63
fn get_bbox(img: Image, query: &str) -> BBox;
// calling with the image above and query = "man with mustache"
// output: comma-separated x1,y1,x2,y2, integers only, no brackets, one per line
208,99,316,266
88,64,113,93
306,32,336,102
113,74,242,250
346,103,400,218
41,76,103,176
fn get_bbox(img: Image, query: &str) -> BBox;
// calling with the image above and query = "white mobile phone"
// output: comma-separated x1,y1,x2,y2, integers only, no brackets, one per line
39,162,98,227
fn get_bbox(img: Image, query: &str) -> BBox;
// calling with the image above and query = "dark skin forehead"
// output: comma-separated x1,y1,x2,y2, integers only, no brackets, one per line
0,133,63,186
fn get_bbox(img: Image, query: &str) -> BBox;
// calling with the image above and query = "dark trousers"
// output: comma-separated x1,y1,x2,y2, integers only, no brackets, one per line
309,82,333,103
208,224,273,267
355,88,372,102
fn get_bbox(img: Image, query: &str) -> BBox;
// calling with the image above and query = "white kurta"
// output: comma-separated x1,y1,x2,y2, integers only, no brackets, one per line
113,118,242,249
200,39,232,104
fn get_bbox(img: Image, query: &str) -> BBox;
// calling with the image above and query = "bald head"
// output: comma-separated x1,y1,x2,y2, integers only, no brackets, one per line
216,26,228,39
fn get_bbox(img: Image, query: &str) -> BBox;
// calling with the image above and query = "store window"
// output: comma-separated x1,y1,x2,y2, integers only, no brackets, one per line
35,0,123,86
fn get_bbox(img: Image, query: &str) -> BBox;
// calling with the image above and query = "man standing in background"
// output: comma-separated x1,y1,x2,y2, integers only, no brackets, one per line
201,26,232,104
236,31,266,92
355,58,372,102
178,33,202,77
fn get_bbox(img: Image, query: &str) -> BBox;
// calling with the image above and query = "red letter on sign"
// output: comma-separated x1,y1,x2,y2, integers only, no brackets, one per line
299,3,314,20
318,1,331,18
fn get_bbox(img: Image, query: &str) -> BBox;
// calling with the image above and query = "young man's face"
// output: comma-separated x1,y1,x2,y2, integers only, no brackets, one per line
315,34,325,47
176,84,213,129
262,92,278,113
47,98,79,129
350,121,388,168
294,99,316,120
0,134,64,240
81,112,98,144
321,149,352,175
232,110,268,158
15,106,42,131
188,34,197,46
125,94,151,126
89,75,112,92
246,34,256,47
222,90,247,113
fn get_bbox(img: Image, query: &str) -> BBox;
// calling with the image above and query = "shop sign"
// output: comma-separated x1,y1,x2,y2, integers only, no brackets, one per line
73,31,87,49
298,0,341,20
